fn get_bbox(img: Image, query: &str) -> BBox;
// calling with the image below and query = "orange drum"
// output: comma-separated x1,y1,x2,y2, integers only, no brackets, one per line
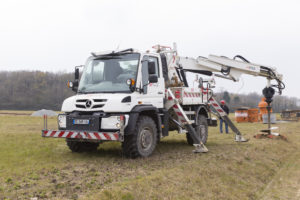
248,108,259,122
258,98,272,122
235,108,249,123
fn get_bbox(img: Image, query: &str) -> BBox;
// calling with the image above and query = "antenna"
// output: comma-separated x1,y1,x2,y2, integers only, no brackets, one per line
116,41,122,50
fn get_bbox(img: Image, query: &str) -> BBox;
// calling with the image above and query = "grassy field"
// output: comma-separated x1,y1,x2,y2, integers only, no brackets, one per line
0,111,300,199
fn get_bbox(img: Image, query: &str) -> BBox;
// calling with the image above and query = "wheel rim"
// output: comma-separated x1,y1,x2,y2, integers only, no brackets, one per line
139,127,153,151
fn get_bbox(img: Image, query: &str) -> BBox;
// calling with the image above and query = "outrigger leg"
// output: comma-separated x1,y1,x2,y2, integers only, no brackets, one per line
166,89,208,153
185,124,208,153
209,97,248,142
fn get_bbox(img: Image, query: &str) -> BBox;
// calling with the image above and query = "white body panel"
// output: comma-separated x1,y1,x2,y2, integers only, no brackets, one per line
62,93,136,113
169,87,211,105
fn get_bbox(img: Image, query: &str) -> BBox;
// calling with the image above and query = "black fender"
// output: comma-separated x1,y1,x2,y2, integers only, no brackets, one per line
195,105,209,125
196,105,217,127
125,105,162,136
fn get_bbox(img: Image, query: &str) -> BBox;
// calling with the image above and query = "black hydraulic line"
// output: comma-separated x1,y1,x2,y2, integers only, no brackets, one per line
182,69,213,76
260,66,285,94
233,55,250,63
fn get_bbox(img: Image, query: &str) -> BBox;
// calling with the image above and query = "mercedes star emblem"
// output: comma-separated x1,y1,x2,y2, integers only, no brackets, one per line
85,99,92,108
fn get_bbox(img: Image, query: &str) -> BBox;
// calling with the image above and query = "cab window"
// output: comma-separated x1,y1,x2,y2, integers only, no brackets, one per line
148,56,159,77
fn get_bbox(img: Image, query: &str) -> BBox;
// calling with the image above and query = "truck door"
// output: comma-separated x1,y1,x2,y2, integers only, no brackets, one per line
141,55,164,108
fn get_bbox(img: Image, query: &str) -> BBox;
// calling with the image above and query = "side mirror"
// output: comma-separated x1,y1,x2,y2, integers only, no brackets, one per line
149,74,158,83
148,61,156,74
68,67,80,92
75,68,79,80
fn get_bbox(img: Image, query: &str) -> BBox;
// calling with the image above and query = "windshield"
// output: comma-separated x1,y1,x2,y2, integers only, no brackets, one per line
78,53,140,93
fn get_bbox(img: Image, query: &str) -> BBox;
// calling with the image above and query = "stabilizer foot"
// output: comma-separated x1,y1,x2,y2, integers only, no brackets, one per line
193,143,209,153
254,133,287,141
235,135,249,142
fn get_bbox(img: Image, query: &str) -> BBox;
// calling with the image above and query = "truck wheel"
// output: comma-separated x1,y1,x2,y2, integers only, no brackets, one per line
186,114,208,145
66,140,99,152
122,115,157,158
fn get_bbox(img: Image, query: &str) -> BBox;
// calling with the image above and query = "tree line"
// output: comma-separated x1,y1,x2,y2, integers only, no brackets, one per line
0,71,74,110
215,91,300,113
0,71,298,112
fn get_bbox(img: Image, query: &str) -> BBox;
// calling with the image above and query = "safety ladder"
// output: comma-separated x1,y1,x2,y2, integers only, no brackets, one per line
166,89,208,153
209,97,248,142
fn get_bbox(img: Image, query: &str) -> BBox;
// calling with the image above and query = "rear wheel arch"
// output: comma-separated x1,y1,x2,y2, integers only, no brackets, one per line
186,105,209,145
197,106,209,120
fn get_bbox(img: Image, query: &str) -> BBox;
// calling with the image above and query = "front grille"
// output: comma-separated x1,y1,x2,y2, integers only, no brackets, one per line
76,104,86,108
76,99,87,103
92,104,104,109
75,99,107,109
93,99,107,102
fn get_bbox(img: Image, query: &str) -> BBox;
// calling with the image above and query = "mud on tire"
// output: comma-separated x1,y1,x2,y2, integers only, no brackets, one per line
186,114,208,145
66,139,99,152
122,115,158,158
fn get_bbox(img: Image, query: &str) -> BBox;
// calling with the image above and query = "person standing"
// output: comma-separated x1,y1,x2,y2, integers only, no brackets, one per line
219,100,229,134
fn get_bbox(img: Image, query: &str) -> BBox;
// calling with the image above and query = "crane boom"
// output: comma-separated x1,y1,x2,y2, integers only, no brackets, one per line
156,43,285,95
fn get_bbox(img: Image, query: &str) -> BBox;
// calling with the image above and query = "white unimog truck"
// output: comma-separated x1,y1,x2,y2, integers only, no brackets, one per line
42,44,284,158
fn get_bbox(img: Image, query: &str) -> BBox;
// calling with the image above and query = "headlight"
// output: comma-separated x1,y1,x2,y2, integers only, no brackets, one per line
101,115,128,129
58,114,67,129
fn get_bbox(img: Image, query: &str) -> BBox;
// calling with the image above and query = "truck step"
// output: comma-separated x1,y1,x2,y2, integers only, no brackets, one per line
184,111,195,115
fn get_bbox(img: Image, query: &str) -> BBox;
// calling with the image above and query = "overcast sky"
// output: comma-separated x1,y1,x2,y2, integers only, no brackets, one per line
0,0,299,98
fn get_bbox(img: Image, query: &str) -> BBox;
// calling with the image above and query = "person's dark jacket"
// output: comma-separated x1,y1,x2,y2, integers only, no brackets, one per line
221,104,229,115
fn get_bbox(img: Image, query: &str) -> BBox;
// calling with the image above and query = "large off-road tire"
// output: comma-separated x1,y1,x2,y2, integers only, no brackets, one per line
122,115,157,158
66,139,99,152
186,114,208,145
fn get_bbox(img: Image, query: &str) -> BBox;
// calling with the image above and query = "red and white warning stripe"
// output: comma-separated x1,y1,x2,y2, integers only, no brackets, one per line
172,104,189,124
166,89,192,125
209,97,226,117
42,130,119,141
183,92,201,98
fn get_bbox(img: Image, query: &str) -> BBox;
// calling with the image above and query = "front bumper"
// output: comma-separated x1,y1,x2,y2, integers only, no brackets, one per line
42,130,120,141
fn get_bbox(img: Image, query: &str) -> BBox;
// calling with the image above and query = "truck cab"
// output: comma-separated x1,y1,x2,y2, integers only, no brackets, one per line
54,49,172,157
64,50,165,113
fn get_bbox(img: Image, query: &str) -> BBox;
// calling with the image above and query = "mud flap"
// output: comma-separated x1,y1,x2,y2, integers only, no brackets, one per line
185,124,208,153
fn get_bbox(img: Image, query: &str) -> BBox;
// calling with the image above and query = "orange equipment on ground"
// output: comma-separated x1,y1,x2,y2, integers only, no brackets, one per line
258,97,272,122
235,108,249,123
248,108,259,122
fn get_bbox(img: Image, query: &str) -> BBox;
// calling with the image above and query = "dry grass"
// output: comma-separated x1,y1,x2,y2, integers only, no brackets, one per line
0,113,300,199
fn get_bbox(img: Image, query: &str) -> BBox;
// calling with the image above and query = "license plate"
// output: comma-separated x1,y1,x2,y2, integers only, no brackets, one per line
73,119,90,125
